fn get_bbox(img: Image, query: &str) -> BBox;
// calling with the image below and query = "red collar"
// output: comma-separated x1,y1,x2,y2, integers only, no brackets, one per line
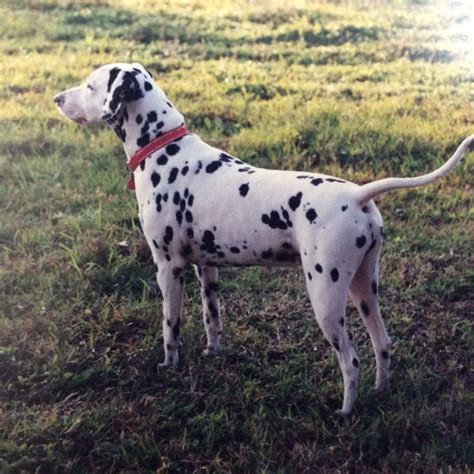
127,125,190,189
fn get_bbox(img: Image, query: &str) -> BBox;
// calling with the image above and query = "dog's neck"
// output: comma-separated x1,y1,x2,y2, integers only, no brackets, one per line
107,85,185,160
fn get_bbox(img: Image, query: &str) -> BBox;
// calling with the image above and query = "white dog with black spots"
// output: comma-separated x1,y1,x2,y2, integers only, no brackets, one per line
55,62,473,415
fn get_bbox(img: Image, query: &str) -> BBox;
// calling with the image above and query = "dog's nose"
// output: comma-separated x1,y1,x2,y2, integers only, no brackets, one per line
54,94,65,106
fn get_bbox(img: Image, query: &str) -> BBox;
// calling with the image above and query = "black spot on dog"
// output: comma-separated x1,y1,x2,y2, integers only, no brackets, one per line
201,230,217,254
297,175,312,179
187,227,194,239
372,280,378,295
157,154,168,166
340,318,344,327
365,238,377,255
208,302,219,319
275,252,296,263
362,206,369,213
137,134,150,148
315,263,323,273
361,300,370,316
113,125,126,142
173,191,180,205
181,165,189,176
168,167,179,184
163,226,173,245
144,81,153,91
330,268,339,282
262,211,287,230
140,161,146,171
306,208,317,223
140,121,150,135
195,161,203,174
341,205,348,212
107,67,121,92
155,121,164,130
219,153,233,162
172,319,180,339
185,210,193,223
239,183,249,197
176,211,183,225
356,235,367,248
180,199,186,212
166,144,180,156
166,319,171,327
136,114,143,124
308,272,312,280
147,111,157,122
172,267,182,279
288,192,303,211
381,350,389,359
352,358,359,368
333,338,340,351
281,208,293,227
230,247,240,254
326,178,345,183
187,195,194,207
152,239,159,249
261,249,273,259
206,161,222,173
151,172,161,187
311,178,324,186
167,101,173,108
181,245,192,257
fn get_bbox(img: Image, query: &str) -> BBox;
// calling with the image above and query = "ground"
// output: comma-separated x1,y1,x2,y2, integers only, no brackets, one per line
0,0,473,471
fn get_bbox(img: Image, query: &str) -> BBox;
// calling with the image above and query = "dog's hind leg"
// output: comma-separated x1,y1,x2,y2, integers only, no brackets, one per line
157,261,185,367
195,265,223,356
349,238,392,391
303,255,360,415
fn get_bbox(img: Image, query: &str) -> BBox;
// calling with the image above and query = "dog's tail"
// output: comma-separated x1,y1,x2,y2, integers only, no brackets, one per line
355,135,473,205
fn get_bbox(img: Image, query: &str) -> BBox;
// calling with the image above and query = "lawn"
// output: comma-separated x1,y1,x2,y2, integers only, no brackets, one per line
0,0,473,471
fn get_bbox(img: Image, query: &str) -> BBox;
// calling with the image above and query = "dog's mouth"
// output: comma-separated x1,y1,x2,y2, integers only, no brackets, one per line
75,117,92,125
55,103,92,126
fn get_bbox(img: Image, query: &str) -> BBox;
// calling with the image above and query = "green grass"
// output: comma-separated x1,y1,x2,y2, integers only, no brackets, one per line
1,0,473,471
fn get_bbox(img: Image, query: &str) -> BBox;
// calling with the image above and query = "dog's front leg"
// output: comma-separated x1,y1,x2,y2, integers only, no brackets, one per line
194,265,223,356
157,262,184,367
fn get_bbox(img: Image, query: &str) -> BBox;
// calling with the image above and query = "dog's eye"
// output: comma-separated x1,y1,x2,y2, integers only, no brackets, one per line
86,84,94,91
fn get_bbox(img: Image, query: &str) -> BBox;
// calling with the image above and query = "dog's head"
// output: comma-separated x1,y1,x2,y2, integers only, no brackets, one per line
54,63,153,125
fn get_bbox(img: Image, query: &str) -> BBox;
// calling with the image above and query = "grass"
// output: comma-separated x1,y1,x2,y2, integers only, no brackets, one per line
1,0,473,471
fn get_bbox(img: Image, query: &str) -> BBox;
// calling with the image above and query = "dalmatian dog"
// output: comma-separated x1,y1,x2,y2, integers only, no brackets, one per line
54,62,473,414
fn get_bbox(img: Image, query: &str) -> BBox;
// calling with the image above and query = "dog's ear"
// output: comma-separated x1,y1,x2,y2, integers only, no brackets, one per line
101,68,144,121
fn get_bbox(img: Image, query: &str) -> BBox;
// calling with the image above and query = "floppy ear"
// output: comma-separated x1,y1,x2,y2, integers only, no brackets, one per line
101,68,144,120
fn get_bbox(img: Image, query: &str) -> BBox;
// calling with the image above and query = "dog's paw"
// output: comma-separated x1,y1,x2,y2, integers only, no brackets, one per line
158,358,179,369
202,346,222,357
335,408,352,417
